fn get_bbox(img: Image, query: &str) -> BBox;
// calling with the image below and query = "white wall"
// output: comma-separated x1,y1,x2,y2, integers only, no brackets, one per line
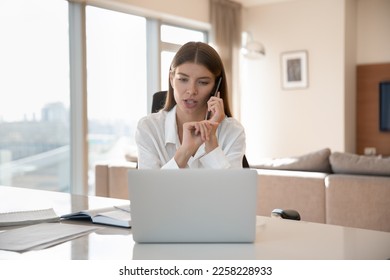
90,0,390,162
92,0,210,28
357,0,390,64
344,0,357,157
240,0,347,162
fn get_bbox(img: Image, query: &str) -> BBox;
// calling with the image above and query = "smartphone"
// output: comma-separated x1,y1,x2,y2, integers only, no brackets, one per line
205,77,222,120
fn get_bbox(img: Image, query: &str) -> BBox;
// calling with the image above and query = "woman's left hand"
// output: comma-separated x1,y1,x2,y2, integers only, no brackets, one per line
207,92,225,124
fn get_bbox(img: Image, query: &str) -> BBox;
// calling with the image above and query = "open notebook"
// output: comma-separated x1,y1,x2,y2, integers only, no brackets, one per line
61,205,131,228
128,169,258,243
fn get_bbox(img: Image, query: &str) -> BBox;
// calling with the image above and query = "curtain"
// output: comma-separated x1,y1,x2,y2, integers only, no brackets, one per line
209,0,242,117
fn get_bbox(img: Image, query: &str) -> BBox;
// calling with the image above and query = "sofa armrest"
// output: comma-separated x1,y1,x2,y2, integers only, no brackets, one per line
95,161,137,199
326,174,390,232
255,169,328,223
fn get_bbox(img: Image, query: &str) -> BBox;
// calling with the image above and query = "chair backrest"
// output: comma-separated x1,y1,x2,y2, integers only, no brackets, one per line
151,91,250,168
151,91,168,113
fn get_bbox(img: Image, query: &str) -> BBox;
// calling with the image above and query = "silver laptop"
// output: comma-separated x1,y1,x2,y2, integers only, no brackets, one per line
128,169,258,243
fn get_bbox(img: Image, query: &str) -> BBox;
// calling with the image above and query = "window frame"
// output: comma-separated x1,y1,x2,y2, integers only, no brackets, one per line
68,2,209,195
159,22,208,95
68,2,88,195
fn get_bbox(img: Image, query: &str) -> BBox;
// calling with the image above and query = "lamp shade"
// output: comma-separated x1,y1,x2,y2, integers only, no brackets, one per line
241,32,265,59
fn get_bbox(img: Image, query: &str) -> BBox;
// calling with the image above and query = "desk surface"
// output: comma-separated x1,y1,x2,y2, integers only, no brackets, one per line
1,186,390,260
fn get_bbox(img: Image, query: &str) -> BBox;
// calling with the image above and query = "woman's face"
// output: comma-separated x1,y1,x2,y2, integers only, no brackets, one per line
170,62,215,118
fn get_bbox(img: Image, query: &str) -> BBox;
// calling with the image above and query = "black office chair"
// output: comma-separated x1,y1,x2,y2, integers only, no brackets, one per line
151,90,168,114
151,91,250,168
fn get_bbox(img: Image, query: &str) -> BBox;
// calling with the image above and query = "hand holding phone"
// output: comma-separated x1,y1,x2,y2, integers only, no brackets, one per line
205,77,222,120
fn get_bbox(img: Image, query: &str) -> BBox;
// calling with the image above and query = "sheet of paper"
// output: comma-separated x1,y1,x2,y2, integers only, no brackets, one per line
0,222,99,253
0,208,60,227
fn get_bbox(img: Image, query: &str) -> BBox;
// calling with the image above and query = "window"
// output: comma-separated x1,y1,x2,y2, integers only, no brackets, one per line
161,25,206,45
160,24,207,90
0,0,70,192
86,7,147,192
0,1,208,195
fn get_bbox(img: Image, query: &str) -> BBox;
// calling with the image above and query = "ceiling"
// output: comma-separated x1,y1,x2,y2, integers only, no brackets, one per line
233,0,296,7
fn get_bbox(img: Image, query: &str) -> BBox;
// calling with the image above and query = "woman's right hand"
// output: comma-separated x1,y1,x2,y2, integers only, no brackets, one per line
174,120,216,168
182,120,214,152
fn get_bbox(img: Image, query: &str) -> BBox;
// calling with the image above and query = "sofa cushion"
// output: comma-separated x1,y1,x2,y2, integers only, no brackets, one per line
330,152,390,176
251,148,331,173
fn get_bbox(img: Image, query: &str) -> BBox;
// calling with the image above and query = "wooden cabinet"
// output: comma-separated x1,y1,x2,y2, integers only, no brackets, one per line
356,63,390,156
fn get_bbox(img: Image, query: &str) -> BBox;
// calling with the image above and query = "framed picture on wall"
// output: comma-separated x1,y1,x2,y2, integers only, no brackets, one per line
281,50,308,89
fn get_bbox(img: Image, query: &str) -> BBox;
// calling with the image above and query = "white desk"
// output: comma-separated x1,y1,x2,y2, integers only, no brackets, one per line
0,186,390,260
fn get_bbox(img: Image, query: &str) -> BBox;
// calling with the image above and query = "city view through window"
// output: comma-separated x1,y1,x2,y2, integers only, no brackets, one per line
0,2,148,194
0,0,71,192
0,1,207,194
86,6,147,191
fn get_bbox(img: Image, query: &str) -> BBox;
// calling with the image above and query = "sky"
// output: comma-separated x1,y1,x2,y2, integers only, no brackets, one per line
0,0,69,121
0,0,146,123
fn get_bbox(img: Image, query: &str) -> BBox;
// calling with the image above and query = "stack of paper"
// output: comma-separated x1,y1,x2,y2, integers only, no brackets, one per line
0,223,99,253
0,205,129,253
0,208,60,227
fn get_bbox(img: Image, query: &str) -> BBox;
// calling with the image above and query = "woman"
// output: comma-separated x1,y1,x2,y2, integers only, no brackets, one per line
136,41,245,169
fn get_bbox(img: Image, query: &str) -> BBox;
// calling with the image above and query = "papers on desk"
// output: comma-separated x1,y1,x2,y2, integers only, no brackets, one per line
61,204,131,228
0,205,129,253
0,208,60,227
0,223,99,253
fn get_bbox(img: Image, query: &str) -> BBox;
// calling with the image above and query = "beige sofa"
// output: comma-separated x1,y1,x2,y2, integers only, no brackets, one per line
254,148,390,232
95,161,137,199
255,170,390,232
95,148,390,232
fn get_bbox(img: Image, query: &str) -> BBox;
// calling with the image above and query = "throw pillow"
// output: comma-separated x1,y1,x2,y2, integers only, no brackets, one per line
330,152,390,176
251,148,331,173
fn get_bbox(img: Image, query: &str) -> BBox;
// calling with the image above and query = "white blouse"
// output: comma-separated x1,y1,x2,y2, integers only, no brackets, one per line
135,106,246,169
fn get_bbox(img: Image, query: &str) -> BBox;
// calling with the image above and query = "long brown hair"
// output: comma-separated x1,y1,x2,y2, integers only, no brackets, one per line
163,41,232,117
